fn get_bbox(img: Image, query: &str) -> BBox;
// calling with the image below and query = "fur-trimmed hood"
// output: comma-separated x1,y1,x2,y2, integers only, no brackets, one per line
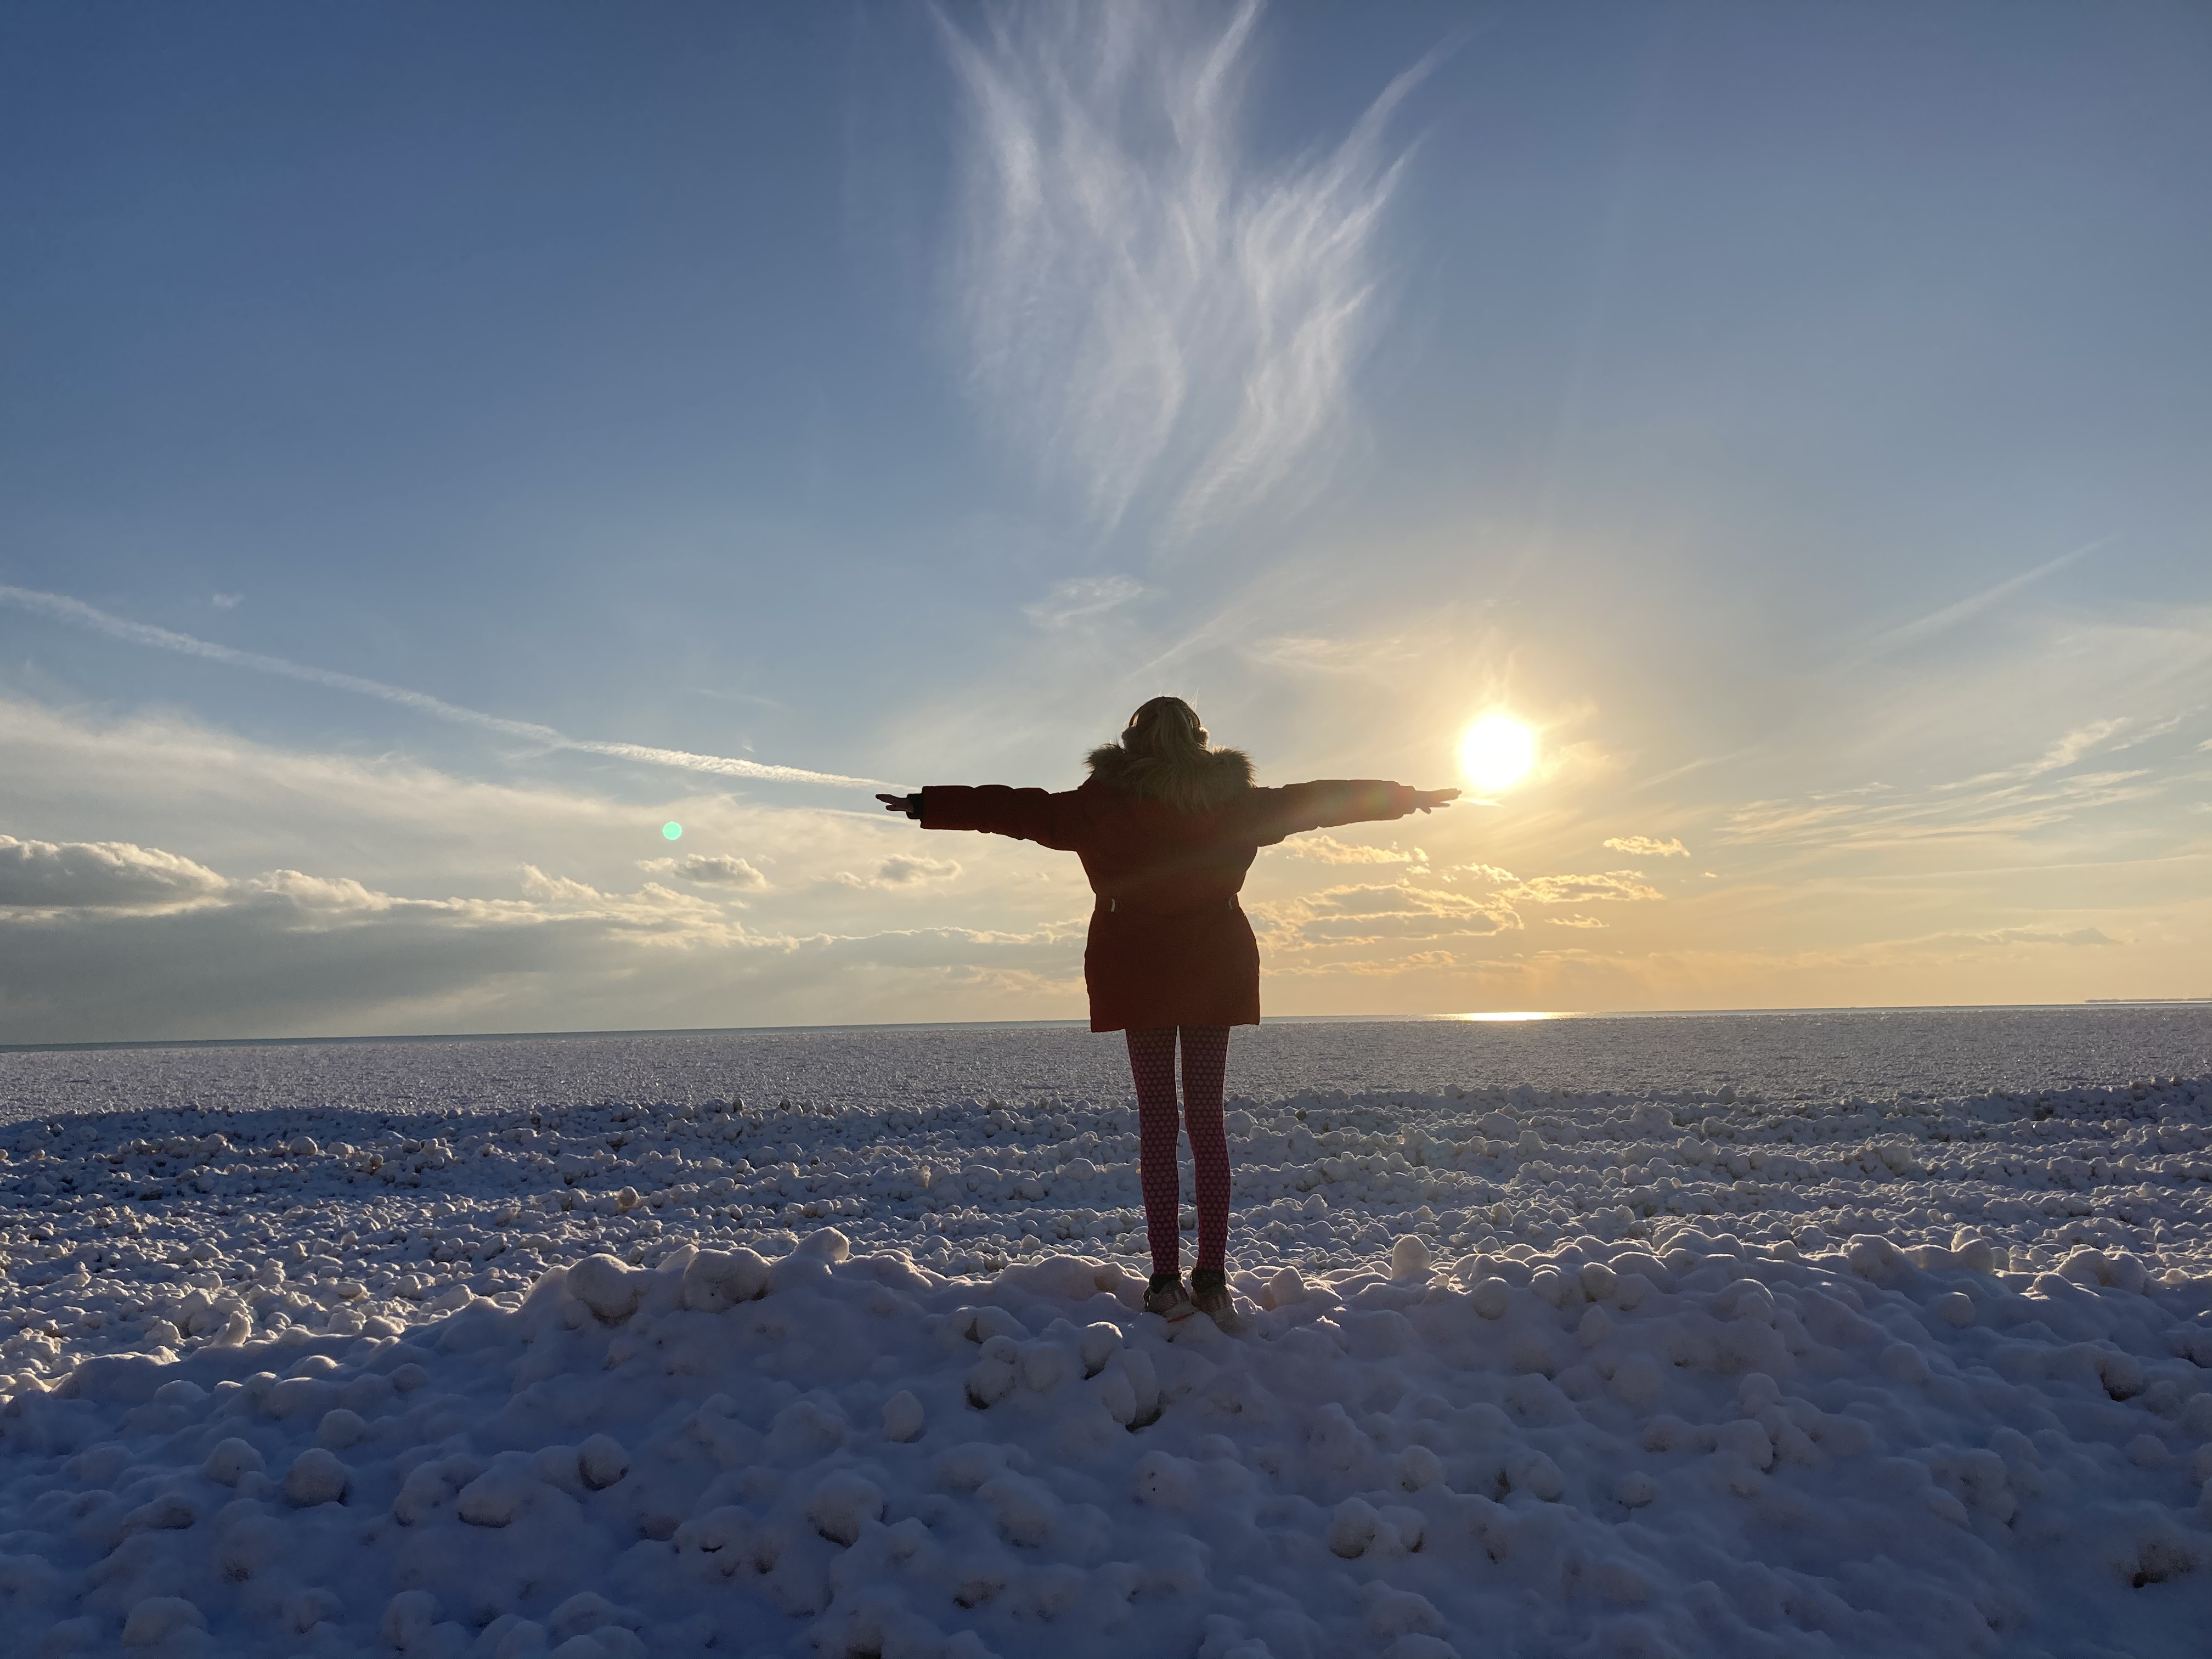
1084,742,1254,811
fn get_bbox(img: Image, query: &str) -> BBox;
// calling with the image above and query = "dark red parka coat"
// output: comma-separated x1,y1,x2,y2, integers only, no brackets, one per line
919,777,1419,1032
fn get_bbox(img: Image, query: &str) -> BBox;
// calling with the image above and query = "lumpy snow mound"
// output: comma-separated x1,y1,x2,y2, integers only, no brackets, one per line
0,1071,2209,1655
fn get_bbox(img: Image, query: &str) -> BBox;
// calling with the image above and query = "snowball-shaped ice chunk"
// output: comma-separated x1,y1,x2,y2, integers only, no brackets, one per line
578,1433,629,1490
1845,1235,1910,1287
1933,1291,1974,1328
883,1390,924,1443
284,1587,343,1634
1950,1233,1999,1273
1327,1496,1380,1558
965,1356,1017,1409
674,1505,757,1562
808,1470,886,1545
393,1464,457,1525
1132,1449,1199,1511
121,1597,205,1646
795,1227,851,1263
120,1494,197,1535
548,1590,641,1643
316,1407,368,1449
1396,1446,1444,1491
1368,1589,1446,1639
1721,1279,1775,1323
1077,1322,1121,1377
458,1453,539,1527
1878,1343,1930,1385
1504,1450,1565,1500
1469,1279,1510,1320
2094,1350,2146,1401
203,1436,264,1486
1530,1267,1574,1308
1615,1470,1657,1507
283,1446,349,1507
1094,1366,1138,1426
567,1255,645,1323
485,1620,550,1657
949,1304,1029,1344
977,1472,1061,1547
2128,1435,2169,1469
382,1590,437,1651
681,1247,771,1312
1019,1343,1070,1393
1390,1235,1433,1280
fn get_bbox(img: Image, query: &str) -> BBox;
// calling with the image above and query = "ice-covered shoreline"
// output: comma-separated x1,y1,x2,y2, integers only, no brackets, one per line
1,1046,2210,1655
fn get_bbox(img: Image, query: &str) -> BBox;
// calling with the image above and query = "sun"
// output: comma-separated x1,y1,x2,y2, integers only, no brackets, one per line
1458,713,1537,794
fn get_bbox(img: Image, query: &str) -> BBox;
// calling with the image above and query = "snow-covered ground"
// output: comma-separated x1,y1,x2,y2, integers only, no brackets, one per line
2,1018,2210,1656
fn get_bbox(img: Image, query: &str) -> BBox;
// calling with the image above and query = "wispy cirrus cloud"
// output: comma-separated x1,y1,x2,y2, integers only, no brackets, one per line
940,0,1427,538
1721,760,2166,850
1024,575,1144,629
0,586,895,791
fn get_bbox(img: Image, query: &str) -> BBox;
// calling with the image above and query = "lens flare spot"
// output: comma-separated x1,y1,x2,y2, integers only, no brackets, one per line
662,822,684,840
1458,714,1537,794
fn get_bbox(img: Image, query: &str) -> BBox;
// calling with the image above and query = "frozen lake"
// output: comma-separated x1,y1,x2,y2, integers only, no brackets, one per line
6,1003,2208,1127
1,1005,2207,1657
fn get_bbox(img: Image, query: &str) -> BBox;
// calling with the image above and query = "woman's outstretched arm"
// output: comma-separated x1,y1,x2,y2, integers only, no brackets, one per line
874,786,1084,850
1253,781,1458,843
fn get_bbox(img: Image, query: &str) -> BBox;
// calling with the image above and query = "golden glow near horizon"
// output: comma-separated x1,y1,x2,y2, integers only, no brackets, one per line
1442,1011,1572,1022
1458,712,1538,794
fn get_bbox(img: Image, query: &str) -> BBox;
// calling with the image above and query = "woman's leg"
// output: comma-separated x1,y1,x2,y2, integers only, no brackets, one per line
1178,1024,1232,1273
1125,1028,1183,1277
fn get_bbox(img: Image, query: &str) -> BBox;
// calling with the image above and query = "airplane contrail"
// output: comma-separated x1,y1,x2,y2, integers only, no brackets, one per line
1860,536,2113,658
0,585,900,791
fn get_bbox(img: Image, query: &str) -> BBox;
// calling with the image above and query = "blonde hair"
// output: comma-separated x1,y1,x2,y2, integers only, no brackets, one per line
1085,696,1253,810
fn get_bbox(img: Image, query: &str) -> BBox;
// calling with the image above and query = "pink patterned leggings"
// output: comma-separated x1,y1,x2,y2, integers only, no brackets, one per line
1125,1025,1232,1277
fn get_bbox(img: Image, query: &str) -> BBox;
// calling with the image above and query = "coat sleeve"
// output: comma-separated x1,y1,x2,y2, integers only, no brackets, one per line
918,786,1085,851
1251,780,1418,845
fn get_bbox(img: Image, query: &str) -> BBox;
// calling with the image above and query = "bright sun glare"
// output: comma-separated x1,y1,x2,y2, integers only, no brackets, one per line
1458,713,1537,794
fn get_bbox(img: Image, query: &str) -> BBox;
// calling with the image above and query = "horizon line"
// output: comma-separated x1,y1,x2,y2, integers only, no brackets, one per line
3,998,2204,1056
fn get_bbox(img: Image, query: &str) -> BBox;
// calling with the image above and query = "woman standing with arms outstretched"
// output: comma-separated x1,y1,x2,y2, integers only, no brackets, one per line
878,696,1457,1326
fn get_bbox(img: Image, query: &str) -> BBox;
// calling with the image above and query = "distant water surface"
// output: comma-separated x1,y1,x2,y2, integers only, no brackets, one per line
1,1006,2206,1127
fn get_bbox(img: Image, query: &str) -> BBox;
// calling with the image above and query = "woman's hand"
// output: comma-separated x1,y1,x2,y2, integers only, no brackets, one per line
1410,787,1460,814
876,793,915,815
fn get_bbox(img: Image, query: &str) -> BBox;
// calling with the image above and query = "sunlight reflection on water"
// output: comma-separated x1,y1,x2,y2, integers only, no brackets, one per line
1438,1011,1576,1023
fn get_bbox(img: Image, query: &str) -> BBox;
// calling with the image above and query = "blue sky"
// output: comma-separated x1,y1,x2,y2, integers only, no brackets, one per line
2,1,2207,1042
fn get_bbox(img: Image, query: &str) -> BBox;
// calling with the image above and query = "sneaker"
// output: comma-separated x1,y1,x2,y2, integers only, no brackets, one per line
1190,1269,1243,1331
1144,1271,1194,1321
